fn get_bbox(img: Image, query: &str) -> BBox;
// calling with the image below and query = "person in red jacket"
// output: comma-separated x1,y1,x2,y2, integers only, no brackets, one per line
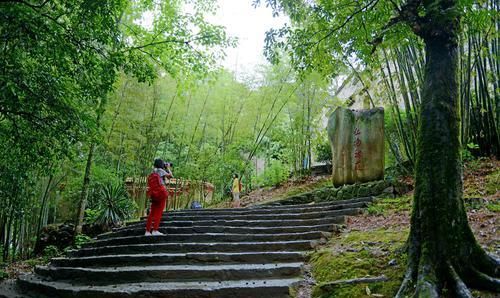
145,159,169,236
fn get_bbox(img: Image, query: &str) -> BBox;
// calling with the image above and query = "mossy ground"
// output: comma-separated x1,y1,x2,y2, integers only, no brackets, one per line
310,228,408,298
463,158,499,200
308,157,498,298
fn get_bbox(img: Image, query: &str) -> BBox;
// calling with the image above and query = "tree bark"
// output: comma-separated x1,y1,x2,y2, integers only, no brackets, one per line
74,140,96,235
397,4,500,296
75,99,105,236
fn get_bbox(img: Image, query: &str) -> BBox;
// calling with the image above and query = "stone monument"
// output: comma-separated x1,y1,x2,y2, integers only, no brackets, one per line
327,107,384,186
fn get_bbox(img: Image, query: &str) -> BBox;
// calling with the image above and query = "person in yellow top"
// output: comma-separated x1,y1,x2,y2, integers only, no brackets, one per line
231,173,241,208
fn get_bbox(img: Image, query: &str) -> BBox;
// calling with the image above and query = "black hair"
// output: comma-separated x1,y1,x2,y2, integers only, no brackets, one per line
233,173,238,178
154,159,164,169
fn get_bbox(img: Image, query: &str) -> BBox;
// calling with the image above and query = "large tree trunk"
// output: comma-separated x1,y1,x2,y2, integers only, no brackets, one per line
397,7,500,298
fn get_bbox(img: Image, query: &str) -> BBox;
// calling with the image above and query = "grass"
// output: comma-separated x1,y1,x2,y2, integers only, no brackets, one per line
484,169,499,195
485,200,500,212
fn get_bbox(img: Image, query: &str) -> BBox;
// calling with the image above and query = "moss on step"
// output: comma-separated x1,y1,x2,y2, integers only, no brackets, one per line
366,196,412,216
310,228,408,298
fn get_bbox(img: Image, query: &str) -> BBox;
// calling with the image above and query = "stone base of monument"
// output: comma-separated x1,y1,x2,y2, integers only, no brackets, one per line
264,180,412,206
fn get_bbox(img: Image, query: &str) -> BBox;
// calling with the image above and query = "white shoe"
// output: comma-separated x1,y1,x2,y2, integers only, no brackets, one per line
152,230,164,236
145,231,152,236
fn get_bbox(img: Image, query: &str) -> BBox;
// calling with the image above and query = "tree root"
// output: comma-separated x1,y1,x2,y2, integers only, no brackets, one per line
447,263,473,298
474,249,500,277
415,264,439,298
469,267,500,292
416,279,439,298
395,266,415,298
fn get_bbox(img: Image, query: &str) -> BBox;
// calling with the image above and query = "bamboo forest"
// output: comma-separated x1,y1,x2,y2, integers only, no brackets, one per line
0,0,498,297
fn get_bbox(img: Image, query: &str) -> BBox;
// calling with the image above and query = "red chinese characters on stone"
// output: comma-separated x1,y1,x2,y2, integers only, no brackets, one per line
354,127,362,170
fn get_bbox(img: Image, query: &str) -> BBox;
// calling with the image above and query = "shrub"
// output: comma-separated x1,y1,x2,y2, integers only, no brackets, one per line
0,270,8,281
315,140,332,164
74,234,92,249
84,209,99,224
42,245,61,260
254,159,290,187
92,182,137,227
461,142,479,162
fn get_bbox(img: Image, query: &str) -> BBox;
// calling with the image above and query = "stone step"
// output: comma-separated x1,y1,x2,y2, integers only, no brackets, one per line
14,198,373,297
124,207,361,227
84,231,331,248
253,196,373,209
50,252,306,268
35,263,303,285
18,275,299,298
123,215,346,229
149,200,369,217
153,207,363,221
100,223,337,240
68,240,315,257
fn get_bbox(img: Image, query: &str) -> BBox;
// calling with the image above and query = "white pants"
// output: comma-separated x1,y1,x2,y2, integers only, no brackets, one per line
232,192,240,201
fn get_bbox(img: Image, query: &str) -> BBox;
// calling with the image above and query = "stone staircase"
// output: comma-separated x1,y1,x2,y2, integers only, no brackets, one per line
16,197,373,298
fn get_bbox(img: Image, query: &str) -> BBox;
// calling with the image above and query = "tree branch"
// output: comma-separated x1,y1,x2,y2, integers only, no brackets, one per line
309,0,381,48
125,38,190,52
369,0,424,54
124,34,216,54
6,0,50,10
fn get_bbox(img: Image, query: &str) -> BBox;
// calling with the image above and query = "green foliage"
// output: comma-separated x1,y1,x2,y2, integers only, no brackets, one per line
84,209,100,224
0,0,233,262
485,201,500,213
315,140,332,164
461,143,479,162
366,204,386,216
73,234,92,249
254,159,290,187
103,64,336,206
42,245,61,261
0,270,8,281
89,183,136,227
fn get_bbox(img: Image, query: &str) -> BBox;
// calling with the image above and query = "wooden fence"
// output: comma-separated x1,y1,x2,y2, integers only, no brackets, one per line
125,177,214,216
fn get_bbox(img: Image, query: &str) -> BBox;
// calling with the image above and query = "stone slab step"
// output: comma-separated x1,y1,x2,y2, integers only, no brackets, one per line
251,196,373,209
100,223,338,240
124,215,346,229
84,231,331,248
152,207,363,221
14,198,373,297
50,252,306,268
18,275,299,298
148,200,369,217
69,240,315,257
35,263,303,285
